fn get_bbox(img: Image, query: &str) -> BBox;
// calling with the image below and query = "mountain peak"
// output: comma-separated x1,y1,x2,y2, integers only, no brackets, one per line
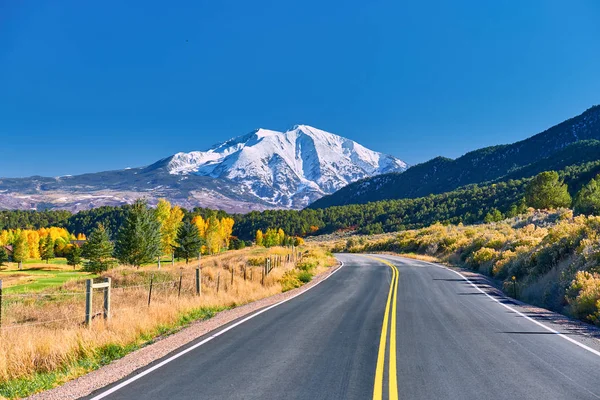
166,125,407,208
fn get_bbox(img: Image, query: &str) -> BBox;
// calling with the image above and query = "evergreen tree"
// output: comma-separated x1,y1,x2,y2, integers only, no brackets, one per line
525,171,572,209
40,235,55,264
115,200,162,267
82,223,116,273
173,220,203,264
12,232,28,270
0,247,8,269
66,245,82,269
574,175,600,216
484,208,504,223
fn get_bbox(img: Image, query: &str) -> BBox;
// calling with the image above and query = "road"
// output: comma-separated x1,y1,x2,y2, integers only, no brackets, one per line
85,254,600,400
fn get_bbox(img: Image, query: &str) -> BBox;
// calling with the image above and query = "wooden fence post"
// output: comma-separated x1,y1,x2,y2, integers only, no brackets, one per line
178,268,183,297
217,272,221,293
243,266,247,281
103,277,111,320
231,267,234,286
85,279,93,327
196,268,201,296
148,274,154,307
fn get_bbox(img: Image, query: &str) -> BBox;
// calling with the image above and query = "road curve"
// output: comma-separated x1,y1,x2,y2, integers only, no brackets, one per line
84,254,600,400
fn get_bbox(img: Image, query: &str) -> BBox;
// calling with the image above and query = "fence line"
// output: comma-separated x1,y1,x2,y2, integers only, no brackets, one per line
0,252,303,331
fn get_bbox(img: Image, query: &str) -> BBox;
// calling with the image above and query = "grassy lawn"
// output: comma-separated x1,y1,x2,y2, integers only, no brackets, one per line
0,258,96,293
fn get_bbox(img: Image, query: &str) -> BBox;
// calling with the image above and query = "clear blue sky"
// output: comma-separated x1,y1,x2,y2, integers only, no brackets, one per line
1,1,599,177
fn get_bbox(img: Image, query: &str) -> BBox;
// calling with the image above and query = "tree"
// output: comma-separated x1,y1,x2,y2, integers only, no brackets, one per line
82,223,116,273
155,199,184,256
484,208,504,223
173,221,203,264
12,232,28,270
66,245,82,269
525,171,572,210
205,216,222,254
40,235,55,264
255,230,264,246
0,247,8,269
574,175,600,216
115,200,162,267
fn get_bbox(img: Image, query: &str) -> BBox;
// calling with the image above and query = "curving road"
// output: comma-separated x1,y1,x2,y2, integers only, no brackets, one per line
84,254,600,400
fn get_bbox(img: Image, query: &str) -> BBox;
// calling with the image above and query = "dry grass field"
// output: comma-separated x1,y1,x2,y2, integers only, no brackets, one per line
0,245,336,398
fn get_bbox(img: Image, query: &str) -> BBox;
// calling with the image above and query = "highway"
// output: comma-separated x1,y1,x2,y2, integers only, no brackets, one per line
85,254,600,400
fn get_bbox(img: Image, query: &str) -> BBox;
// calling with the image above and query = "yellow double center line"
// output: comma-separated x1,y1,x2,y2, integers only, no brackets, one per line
368,256,399,400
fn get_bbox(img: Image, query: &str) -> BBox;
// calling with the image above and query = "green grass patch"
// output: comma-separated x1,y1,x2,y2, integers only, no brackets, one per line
0,305,229,399
1,271,96,294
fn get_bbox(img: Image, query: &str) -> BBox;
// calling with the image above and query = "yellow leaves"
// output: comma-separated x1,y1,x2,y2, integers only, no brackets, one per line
155,199,184,255
197,216,235,255
192,216,207,238
26,231,40,259
255,230,264,246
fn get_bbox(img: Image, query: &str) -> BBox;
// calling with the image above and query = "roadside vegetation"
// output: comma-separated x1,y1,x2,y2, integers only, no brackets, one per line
335,209,600,326
328,170,600,327
0,199,335,399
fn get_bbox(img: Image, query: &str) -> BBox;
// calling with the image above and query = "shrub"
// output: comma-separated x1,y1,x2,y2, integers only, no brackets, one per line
566,271,600,324
297,271,313,283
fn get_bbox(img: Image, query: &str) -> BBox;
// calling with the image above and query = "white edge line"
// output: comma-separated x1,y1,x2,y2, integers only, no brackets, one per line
89,261,345,399
383,255,600,358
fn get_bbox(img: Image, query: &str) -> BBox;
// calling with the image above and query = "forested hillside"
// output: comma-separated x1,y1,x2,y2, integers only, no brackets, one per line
310,106,600,208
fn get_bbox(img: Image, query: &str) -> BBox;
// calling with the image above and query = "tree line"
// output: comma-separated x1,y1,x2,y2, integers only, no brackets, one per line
1,160,600,242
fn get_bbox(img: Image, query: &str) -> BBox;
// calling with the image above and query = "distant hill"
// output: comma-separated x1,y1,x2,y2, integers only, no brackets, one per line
310,105,600,208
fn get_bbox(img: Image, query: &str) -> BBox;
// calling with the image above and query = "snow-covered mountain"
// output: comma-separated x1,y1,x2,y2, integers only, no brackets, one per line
0,125,407,212
153,125,407,208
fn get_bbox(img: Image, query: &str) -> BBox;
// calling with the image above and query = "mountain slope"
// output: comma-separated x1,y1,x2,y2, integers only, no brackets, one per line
0,125,407,212
310,105,600,208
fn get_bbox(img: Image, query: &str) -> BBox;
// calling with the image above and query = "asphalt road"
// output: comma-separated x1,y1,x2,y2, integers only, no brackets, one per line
85,254,600,400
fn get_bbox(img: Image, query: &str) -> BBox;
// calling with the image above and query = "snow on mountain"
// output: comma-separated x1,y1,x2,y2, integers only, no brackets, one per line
164,125,408,208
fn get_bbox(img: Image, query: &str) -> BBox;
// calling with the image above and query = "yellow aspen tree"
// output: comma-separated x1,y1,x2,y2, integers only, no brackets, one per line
219,217,235,249
255,230,264,246
277,228,285,246
26,230,40,259
192,215,207,239
205,217,222,254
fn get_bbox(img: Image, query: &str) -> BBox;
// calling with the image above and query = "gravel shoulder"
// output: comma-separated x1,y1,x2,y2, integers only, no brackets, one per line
26,263,342,400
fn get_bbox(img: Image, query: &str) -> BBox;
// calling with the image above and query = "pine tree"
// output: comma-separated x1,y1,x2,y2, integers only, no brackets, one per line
12,232,28,270
82,223,116,273
40,235,55,264
574,175,600,216
66,245,82,269
115,200,162,267
525,171,572,210
174,221,203,264
0,247,8,269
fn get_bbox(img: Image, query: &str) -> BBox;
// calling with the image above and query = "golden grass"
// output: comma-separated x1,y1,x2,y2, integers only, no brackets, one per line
0,245,336,390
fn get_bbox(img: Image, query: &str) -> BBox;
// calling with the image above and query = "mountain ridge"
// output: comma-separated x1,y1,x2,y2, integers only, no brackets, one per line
310,105,600,209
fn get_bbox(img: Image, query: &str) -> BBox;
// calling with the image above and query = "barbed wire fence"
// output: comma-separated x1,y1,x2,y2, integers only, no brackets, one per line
0,250,305,332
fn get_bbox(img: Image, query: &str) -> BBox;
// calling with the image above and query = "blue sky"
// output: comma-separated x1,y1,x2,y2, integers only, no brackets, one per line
1,0,599,177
